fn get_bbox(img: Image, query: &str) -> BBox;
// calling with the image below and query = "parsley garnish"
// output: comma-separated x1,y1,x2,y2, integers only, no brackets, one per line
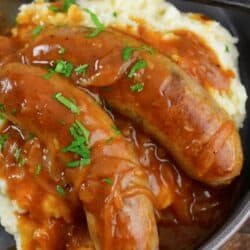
0,134,8,152
43,69,55,80
74,64,89,74
103,178,113,186
28,132,35,140
56,185,65,196
48,5,59,13
122,46,155,62
64,120,91,168
62,0,76,12
11,108,17,115
83,8,105,37
59,47,65,55
14,148,21,162
18,158,27,167
32,24,44,38
48,0,76,13
35,163,42,176
225,45,230,53
112,12,118,17
0,104,5,112
112,124,121,136
130,83,144,92
54,60,74,78
128,60,147,78
53,93,80,114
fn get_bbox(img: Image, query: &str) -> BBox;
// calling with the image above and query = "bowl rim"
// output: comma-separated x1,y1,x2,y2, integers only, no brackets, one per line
200,192,250,249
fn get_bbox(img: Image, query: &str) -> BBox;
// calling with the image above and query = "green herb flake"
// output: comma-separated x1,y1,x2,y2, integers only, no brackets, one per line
64,120,91,168
103,178,113,186
0,104,5,112
0,114,5,120
225,45,230,53
18,158,27,167
106,137,114,143
28,132,35,140
59,47,65,55
112,12,118,17
128,60,147,78
32,24,44,38
43,69,55,80
122,46,155,62
122,47,135,62
130,83,144,92
11,108,17,115
14,148,21,162
48,5,59,13
53,93,80,114
67,158,91,168
112,124,121,136
83,8,105,37
56,185,65,196
54,60,73,78
35,163,42,176
74,64,89,74
62,0,76,12
0,134,8,152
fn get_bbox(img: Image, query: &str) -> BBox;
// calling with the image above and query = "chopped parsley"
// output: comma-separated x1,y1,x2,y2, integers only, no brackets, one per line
64,120,91,168
56,185,65,196
11,108,17,115
48,5,59,13
28,132,35,140
14,148,21,162
0,134,8,152
62,0,76,12
35,163,42,176
225,45,230,53
74,64,89,74
32,24,44,38
122,46,155,62
103,178,113,186
112,124,121,136
83,8,105,37
0,104,5,112
53,93,80,114
106,137,114,143
18,158,27,167
54,60,74,78
48,0,76,13
59,47,66,55
112,12,118,18
128,60,147,78
43,69,55,80
130,83,144,92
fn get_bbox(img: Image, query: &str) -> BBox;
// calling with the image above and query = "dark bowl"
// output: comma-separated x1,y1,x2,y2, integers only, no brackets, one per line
0,0,249,249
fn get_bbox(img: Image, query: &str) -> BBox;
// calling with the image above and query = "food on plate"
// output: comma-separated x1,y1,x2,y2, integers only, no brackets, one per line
0,62,158,250
0,0,247,250
16,26,243,186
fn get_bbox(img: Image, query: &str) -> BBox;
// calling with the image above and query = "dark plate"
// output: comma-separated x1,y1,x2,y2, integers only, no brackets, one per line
0,1,249,249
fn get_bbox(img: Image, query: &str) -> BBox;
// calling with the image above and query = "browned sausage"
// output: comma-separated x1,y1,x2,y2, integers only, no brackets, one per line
17,26,243,186
0,63,158,250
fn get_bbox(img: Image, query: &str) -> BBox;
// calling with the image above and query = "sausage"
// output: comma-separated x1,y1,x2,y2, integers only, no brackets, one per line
0,63,158,250
17,26,243,186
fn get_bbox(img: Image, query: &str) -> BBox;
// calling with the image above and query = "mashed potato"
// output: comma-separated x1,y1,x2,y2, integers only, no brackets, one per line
16,0,247,127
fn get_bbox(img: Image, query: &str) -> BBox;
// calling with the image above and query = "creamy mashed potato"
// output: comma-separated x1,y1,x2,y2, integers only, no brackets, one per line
16,0,247,127
0,180,22,250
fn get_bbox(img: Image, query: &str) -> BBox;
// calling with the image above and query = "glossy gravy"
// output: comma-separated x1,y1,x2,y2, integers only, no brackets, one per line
0,25,238,249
